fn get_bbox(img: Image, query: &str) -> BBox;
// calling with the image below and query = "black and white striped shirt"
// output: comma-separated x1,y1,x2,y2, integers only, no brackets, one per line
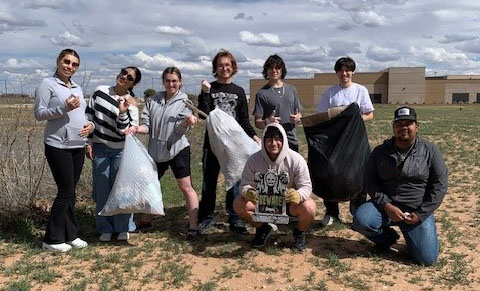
86,85,138,149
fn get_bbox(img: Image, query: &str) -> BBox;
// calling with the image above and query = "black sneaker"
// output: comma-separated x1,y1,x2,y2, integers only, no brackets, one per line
252,223,278,248
229,219,247,234
185,229,199,244
134,222,152,232
373,228,400,253
292,228,307,252
197,218,214,234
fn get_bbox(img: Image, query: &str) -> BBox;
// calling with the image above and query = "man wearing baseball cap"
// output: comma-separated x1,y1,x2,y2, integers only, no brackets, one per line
352,107,448,266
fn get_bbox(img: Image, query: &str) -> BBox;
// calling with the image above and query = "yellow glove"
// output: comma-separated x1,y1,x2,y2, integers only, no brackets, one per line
244,188,257,204
285,188,301,204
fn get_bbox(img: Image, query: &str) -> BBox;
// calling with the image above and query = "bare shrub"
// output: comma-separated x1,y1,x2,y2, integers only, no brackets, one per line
0,107,54,224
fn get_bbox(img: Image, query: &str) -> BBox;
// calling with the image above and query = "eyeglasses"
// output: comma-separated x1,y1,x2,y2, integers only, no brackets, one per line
63,59,79,68
163,79,179,84
120,68,135,82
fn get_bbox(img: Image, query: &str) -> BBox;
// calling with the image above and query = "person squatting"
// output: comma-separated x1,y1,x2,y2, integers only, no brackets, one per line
35,49,448,266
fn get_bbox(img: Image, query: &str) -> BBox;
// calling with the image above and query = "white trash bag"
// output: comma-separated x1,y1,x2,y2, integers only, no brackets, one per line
207,108,261,190
99,135,165,216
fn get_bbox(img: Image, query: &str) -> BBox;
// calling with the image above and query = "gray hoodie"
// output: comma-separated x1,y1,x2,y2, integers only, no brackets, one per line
34,75,88,149
141,91,192,162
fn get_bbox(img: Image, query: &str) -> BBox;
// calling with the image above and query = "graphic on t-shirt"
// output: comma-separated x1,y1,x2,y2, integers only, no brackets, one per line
254,169,289,214
211,92,238,118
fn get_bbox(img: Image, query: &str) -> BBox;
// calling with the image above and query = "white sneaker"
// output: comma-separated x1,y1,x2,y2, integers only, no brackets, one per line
42,242,72,253
99,233,112,242
117,232,130,241
319,215,339,227
67,238,88,249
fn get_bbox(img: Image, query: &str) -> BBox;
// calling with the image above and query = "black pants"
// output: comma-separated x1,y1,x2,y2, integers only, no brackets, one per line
197,148,241,224
324,191,368,218
44,144,85,244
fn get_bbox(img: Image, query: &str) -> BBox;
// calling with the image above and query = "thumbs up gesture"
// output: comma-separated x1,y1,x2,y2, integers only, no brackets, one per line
289,109,301,124
265,110,281,125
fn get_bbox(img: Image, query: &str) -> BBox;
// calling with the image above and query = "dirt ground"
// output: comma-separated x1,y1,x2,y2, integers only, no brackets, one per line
1,105,479,290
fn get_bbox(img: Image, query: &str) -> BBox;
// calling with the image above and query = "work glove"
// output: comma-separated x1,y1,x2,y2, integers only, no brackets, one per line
285,188,301,204
244,188,257,204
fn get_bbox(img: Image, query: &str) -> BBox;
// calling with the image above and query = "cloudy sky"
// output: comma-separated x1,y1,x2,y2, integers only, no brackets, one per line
1,0,480,97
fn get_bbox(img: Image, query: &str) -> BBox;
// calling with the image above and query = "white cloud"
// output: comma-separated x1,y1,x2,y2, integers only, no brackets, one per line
328,40,362,57
410,46,468,63
238,58,264,71
438,34,478,44
171,37,212,59
2,58,42,69
239,31,285,47
455,39,480,54
50,30,92,47
133,51,206,73
0,12,46,34
72,20,86,34
284,44,318,55
366,45,401,62
351,11,387,27
24,0,62,9
1,0,480,95
310,0,407,11
281,44,329,63
153,25,192,35
431,10,461,22
288,66,322,76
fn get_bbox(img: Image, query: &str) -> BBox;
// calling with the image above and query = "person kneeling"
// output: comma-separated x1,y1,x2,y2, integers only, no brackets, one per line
234,124,316,252
353,107,448,266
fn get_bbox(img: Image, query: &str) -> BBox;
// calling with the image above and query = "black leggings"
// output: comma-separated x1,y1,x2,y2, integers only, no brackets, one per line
43,144,85,244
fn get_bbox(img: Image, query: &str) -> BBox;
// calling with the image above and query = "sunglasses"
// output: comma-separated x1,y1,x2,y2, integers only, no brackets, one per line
120,68,135,82
63,59,79,68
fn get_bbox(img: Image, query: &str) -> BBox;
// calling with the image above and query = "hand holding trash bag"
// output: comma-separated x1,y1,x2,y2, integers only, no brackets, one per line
99,135,165,216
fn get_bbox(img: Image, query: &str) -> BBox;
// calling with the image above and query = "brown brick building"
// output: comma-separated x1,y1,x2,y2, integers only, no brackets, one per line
250,67,480,106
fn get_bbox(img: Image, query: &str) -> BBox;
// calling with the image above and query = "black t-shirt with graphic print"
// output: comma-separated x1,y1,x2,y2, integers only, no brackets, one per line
198,81,257,149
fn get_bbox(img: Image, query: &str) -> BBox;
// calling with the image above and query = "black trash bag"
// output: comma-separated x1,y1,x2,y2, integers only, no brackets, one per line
303,103,370,202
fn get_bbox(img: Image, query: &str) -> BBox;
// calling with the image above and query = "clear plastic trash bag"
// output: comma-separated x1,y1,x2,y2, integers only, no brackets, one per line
99,135,165,216
207,107,261,190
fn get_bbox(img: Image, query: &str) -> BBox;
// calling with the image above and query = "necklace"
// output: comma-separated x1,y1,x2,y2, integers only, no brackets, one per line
395,143,414,163
271,86,284,98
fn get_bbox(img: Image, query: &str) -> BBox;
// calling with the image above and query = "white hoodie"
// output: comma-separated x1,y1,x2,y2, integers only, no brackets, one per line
240,123,312,202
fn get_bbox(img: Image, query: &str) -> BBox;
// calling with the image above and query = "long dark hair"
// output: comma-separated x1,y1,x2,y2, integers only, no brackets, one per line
123,66,142,97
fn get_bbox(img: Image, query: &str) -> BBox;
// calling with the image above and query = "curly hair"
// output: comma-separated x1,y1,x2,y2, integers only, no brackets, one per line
262,54,287,80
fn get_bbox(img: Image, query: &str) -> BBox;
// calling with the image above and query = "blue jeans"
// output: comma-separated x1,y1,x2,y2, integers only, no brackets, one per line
353,202,439,266
92,143,136,234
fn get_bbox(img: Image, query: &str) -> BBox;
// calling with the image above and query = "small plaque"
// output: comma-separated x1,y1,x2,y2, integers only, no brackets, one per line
252,169,289,224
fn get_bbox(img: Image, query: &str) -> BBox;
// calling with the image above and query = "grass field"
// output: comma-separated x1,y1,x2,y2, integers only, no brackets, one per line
0,101,479,290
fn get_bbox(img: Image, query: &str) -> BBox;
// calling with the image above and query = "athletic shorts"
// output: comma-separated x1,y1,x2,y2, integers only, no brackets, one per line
156,146,191,179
